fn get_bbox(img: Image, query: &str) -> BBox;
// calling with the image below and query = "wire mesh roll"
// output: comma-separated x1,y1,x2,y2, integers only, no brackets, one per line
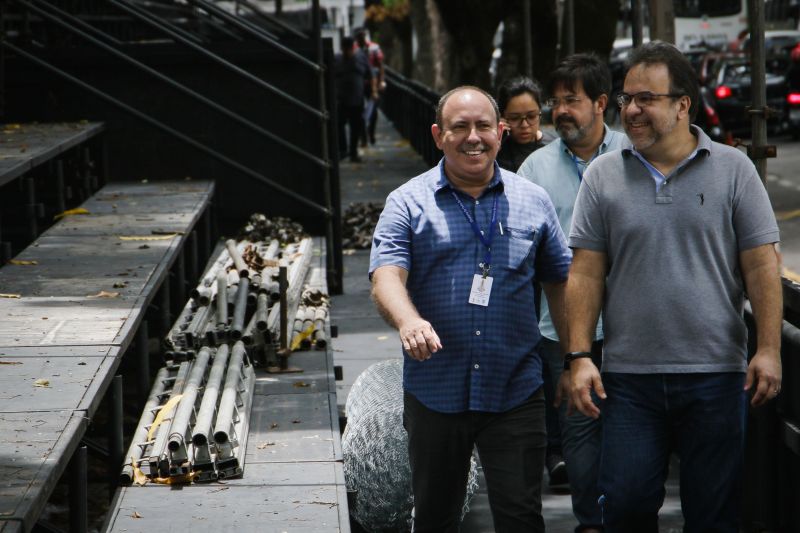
342,359,479,531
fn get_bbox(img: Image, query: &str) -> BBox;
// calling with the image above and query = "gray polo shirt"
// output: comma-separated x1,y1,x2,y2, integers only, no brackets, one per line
570,126,779,373
517,125,627,341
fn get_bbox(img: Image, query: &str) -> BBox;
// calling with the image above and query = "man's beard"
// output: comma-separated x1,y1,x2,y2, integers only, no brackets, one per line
556,114,594,144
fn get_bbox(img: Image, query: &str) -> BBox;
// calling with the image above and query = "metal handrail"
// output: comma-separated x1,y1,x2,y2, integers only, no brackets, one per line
113,0,206,46
109,0,324,119
2,40,330,216
186,0,321,72
235,0,307,39
18,0,328,168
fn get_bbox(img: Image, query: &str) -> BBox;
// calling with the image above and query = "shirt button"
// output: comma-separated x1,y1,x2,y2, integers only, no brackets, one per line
475,330,481,336
474,364,480,369
475,200,480,205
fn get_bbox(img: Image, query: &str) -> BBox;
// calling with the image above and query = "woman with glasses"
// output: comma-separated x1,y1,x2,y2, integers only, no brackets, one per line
496,76,553,172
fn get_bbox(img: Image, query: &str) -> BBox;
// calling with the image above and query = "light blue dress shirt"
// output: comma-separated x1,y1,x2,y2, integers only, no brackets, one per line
516,125,627,342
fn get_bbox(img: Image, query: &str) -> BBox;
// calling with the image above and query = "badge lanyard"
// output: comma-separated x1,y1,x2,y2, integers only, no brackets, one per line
450,190,498,278
570,152,597,182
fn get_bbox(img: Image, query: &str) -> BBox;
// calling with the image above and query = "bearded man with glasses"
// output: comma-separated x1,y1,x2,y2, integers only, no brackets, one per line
517,53,626,533
566,41,782,532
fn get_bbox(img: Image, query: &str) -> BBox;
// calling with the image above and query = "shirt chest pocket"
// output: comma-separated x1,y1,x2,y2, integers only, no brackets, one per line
496,226,536,272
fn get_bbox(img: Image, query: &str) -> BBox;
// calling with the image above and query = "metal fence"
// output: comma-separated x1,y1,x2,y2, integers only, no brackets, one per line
382,67,442,167
382,69,800,532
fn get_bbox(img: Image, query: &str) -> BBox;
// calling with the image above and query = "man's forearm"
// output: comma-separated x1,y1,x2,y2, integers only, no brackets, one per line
742,245,783,353
542,280,568,349
566,249,607,352
371,266,418,330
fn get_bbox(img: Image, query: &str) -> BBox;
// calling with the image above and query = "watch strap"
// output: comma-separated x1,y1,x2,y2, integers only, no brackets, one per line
563,351,593,370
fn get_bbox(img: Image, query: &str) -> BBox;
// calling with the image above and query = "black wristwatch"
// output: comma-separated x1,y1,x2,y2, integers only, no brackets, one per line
563,351,593,371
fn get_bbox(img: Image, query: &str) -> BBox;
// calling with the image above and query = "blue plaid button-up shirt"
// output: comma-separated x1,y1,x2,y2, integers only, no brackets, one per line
369,160,571,413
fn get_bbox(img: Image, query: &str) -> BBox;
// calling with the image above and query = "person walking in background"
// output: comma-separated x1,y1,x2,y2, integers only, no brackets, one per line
496,76,553,172
496,75,565,490
335,35,374,163
566,41,782,532
355,27,385,146
517,53,626,533
370,86,572,532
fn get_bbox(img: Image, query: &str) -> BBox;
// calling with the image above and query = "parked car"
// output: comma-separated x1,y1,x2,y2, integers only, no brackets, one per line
694,86,726,143
705,53,789,137
739,30,800,56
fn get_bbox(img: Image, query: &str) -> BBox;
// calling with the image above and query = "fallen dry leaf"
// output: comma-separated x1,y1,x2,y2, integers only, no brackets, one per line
0,361,22,365
257,441,276,449
292,419,302,424
270,422,279,429
53,208,90,221
131,511,142,519
377,335,388,341
131,456,149,486
87,291,120,298
113,282,128,289
293,381,311,388
0,293,21,299
33,379,50,388
8,259,38,266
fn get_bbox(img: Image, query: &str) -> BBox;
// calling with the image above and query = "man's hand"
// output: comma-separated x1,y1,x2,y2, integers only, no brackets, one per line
568,358,606,419
554,369,573,413
398,317,442,361
745,349,782,406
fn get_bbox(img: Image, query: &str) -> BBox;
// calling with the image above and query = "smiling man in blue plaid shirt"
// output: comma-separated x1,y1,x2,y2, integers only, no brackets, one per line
370,86,572,532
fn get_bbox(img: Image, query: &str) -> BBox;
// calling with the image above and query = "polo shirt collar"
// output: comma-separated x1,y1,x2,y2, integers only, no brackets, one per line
431,158,505,195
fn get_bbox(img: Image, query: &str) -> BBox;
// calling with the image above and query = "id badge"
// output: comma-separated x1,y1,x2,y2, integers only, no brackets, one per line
468,274,493,306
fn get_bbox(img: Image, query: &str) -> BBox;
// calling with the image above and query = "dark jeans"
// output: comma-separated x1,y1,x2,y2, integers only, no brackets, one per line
337,102,363,159
598,372,747,533
403,389,546,533
540,338,603,530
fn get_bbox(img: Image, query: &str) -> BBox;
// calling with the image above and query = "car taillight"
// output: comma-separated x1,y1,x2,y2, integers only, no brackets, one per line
705,104,720,126
715,85,732,99
787,92,800,105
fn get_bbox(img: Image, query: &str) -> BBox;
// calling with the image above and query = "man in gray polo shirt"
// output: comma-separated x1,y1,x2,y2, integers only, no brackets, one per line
566,41,782,532
517,53,625,533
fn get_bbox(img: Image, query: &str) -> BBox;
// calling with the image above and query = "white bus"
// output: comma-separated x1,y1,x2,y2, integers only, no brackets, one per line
673,0,748,50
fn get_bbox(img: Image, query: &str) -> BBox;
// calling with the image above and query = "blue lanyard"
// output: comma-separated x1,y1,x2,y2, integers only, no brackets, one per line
451,189,498,277
570,152,597,182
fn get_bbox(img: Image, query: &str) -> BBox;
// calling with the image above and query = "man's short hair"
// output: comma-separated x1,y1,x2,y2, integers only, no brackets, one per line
497,76,543,115
341,36,354,51
625,40,700,121
548,53,611,102
435,86,501,128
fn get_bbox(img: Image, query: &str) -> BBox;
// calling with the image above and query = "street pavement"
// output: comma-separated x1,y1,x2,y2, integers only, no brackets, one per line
764,135,800,281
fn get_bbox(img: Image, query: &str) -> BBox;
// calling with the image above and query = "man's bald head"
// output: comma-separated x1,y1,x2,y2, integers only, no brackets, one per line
435,86,501,129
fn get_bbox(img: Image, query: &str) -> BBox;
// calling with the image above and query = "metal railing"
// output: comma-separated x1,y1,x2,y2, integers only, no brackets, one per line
2,0,343,294
382,67,442,167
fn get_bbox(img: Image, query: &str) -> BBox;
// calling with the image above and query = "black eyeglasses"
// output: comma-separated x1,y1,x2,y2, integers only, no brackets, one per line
617,91,684,107
504,111,542,126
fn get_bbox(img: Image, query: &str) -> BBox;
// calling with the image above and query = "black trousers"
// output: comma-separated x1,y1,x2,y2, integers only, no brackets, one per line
403,389,546,533
337,102,363,159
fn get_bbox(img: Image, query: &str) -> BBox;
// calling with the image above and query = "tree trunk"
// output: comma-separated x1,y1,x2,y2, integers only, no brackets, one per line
432,0,504,90
568,0,620,58
496,0,559,91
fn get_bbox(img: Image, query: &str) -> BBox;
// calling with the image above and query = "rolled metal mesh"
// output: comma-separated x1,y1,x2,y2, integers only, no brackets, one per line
342,359,479,531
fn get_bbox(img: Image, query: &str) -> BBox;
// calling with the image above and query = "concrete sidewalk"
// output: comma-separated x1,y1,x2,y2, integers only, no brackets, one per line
330,112,684,532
